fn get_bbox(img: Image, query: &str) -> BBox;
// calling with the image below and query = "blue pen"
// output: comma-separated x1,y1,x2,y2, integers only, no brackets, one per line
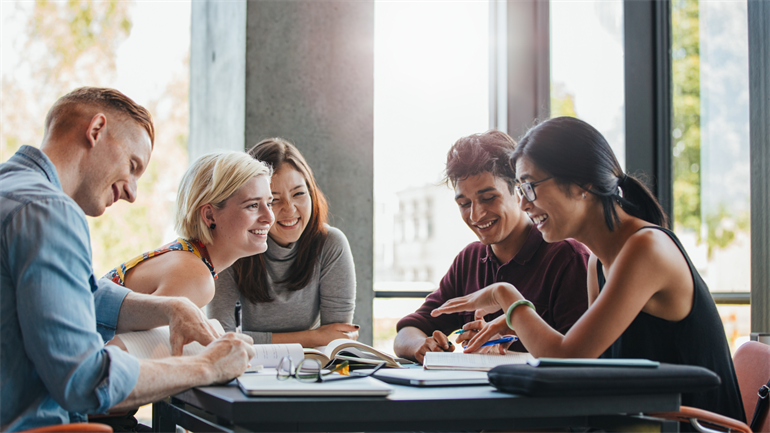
479,336,517,348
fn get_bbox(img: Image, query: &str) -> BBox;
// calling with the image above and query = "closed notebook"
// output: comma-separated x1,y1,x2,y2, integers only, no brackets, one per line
237,374,393,396
423,351,534,372
371,368,489,387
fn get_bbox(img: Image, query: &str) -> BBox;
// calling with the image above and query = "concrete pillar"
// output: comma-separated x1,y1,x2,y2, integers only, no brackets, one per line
190,1,247,155
191,1,375,344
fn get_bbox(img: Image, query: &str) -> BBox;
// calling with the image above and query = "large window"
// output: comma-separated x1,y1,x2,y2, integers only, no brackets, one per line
671,0,751,350
372,1,488,351
550,0,625,165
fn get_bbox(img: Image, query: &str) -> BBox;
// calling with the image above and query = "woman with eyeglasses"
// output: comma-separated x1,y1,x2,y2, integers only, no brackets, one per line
432,117,744,421
208,138,358,347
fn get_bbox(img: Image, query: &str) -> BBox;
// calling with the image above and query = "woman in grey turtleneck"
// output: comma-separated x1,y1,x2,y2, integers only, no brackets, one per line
208,138,357,347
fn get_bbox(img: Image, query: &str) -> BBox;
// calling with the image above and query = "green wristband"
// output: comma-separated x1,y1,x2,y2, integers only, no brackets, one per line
505,300,535,331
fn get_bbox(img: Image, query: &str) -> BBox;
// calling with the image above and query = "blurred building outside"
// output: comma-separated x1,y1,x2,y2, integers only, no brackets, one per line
373,183,478,351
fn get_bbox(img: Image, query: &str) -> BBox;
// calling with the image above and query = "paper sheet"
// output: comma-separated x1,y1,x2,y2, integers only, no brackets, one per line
118,320,303,369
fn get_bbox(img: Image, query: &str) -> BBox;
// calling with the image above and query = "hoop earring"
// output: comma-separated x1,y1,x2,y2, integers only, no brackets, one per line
209,223,216,230
582,192,586,199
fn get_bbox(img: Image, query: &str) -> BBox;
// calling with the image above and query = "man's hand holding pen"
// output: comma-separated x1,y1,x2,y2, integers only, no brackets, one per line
457,310,516,355
412,330,455,364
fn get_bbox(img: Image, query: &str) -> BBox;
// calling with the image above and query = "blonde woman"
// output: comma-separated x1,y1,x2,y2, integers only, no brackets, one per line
209,138,358,347
103,151,275,308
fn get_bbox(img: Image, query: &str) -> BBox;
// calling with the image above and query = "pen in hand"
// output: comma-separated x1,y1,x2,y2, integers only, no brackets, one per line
234,300,242,333
479,335,517,348
463,335,518,350
453,328,480,335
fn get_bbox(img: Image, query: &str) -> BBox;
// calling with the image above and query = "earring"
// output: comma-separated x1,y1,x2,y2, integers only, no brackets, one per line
582,192,586,199
209,223,216,230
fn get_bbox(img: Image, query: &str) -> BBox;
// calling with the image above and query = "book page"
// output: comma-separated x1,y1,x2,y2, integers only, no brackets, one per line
321,339,406,368
323,339,393,361
424,351,534,371
251,343,304,368
303,348,331,365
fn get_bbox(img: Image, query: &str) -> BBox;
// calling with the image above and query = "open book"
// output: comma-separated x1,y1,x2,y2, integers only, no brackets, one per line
303,339,412,369
117,323,305,370
423,351,534,371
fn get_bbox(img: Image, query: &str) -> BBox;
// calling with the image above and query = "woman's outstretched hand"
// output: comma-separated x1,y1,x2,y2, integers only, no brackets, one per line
431,282,521,318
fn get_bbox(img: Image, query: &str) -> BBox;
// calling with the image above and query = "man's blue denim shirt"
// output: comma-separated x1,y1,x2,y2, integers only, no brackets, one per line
0,146,140,432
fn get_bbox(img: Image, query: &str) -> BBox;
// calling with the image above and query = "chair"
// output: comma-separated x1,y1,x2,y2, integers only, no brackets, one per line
19,423,113,432
735,341,770,433
649,341,770,433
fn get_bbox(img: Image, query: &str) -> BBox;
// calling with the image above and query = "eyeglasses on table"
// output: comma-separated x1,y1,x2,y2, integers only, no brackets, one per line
276,357,386,383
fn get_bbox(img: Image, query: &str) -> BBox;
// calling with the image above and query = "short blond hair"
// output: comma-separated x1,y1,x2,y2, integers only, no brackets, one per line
175,151,272,244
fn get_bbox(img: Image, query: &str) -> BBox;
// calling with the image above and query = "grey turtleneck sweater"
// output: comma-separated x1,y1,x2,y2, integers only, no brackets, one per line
208,226,356,344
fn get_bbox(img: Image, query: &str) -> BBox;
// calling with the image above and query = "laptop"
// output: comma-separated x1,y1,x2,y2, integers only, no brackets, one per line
370,368,489,387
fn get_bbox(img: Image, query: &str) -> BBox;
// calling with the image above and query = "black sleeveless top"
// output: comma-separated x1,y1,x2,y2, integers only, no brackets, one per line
597,226,745,421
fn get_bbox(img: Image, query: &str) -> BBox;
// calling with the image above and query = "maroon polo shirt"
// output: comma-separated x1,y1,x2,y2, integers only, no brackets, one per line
396,226,590,352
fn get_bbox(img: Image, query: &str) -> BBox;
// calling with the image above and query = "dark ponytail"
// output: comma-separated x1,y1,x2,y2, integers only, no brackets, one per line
618,173,669,229
511,117,668,231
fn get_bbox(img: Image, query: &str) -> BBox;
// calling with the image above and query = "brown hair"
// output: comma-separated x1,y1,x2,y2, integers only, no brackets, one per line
44,87,155,146
443,130,518,193
231,138,329,303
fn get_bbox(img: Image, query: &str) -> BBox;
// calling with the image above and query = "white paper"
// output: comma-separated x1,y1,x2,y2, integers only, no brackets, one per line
118,320,303,369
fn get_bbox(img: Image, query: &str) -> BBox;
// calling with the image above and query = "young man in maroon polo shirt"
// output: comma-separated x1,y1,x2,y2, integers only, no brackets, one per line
394,130,590,362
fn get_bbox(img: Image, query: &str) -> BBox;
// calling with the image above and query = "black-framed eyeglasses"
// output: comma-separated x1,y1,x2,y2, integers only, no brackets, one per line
515,177,553,202
276,357,386,383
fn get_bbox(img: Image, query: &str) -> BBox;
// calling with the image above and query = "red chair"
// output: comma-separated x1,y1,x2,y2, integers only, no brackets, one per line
19,423,112,432
735,341,770,433
649,341,770,433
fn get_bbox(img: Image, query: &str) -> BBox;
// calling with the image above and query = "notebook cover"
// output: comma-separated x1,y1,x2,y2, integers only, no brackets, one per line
372,369,489,387
237,374,393,397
